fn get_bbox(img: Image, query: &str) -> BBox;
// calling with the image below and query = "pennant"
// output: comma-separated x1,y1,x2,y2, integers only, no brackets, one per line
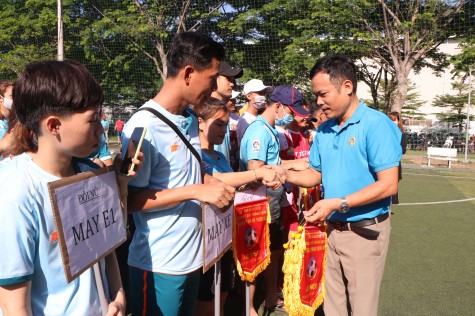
301,186,321,212
233,198,271,282
283,223,327,316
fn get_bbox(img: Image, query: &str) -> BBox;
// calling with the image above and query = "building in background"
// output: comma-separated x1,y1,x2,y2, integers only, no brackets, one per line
359,38,473,135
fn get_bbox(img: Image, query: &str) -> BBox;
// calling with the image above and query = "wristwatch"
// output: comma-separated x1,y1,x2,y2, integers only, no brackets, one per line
337,197,349,213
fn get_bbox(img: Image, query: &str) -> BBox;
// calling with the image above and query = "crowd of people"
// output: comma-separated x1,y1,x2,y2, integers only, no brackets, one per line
0,31,402,316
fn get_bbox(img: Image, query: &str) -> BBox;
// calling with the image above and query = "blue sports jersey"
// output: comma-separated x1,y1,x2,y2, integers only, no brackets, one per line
309,101,402,222
122,100,203,275
88,133,111,162
0,119,8,161
201,150,233,175
214,124,231,163
0,156,105,316
0,119,7,140
101,119,110,131
239,115,281,171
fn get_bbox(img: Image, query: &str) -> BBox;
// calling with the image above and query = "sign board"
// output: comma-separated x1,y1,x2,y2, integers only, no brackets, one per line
48,167,126,283
235,185,267,205
202,203,233,272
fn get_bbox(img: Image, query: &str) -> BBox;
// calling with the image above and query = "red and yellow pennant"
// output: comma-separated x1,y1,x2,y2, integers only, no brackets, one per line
301,186,321,212
233,198,270,282
283,223,327,316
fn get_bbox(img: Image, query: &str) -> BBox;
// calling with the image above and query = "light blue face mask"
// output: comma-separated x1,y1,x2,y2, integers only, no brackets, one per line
275,112,294,126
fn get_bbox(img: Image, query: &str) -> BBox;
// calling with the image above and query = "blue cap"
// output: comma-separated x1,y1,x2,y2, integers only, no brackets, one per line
269,85,309,117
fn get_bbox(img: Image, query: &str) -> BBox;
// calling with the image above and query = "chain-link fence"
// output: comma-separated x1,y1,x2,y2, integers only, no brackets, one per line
405,131,475,153
1,1,474,129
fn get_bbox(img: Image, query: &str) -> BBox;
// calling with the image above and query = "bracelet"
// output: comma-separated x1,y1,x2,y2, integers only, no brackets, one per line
253,169,258,181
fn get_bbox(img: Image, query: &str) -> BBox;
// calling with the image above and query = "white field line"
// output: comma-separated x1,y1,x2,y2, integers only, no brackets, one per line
397,198,475,206
399,172,475,205
404,172,475,180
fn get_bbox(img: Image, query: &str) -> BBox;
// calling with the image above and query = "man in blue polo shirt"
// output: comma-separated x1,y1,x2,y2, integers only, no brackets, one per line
286,56,402,316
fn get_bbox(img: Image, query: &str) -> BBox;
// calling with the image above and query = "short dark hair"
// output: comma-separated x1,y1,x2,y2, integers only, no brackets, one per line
14,60,104,135
194,97,229,121
309,55,358,93
166,32,225,78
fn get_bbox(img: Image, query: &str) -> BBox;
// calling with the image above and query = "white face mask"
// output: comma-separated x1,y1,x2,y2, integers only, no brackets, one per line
1,95,13,110
252,95,267,110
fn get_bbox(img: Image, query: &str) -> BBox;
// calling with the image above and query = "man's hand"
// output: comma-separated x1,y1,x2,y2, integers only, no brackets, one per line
303,198,340,223
283,158,309,171
196,177,235,209
257,165,283,190
265,165,287,184
107,288,125,316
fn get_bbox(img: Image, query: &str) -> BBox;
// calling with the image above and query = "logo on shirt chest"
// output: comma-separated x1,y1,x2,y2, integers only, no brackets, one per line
170,143,179,153
50,231,59,243
348,136,356,147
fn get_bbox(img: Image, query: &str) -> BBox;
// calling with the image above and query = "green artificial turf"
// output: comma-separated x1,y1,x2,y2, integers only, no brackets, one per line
379,169,475,316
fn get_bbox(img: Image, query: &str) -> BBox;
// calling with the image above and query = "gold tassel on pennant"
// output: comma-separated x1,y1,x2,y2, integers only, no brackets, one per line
282,224,327,316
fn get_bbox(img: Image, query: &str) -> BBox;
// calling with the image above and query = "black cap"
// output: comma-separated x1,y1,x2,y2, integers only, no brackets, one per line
219,61,243,78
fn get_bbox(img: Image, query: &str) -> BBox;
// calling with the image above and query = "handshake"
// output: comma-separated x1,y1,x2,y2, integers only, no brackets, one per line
258,158,310,190
197,158,310,210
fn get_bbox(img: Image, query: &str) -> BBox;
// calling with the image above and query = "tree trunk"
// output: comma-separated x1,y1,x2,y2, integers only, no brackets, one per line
391,67,410,113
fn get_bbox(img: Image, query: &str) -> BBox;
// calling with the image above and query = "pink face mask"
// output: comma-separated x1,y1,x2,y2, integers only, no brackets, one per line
0,95,13,110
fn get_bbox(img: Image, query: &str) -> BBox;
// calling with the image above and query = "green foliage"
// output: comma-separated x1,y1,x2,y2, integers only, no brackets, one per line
0,0,58,78
0,0,473,113
451,36,475,76
364,76,425,118
433,79,474,132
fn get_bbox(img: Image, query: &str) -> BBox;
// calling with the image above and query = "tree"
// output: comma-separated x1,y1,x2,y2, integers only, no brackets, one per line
364,77,425,118
351,0,470,113
214,0,319,89
433,79,474,132
450,36,475,84
224,0,472,112
75,0,226,105
0,0,59,79
450,4,475,77
1,0,473,111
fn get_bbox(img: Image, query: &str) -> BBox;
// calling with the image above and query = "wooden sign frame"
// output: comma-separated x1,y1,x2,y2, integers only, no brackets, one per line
48,166,126,283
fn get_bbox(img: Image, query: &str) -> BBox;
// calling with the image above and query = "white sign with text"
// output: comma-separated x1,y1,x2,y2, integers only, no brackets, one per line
234,184,267,205
202,203,233,272
48,168,126,282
